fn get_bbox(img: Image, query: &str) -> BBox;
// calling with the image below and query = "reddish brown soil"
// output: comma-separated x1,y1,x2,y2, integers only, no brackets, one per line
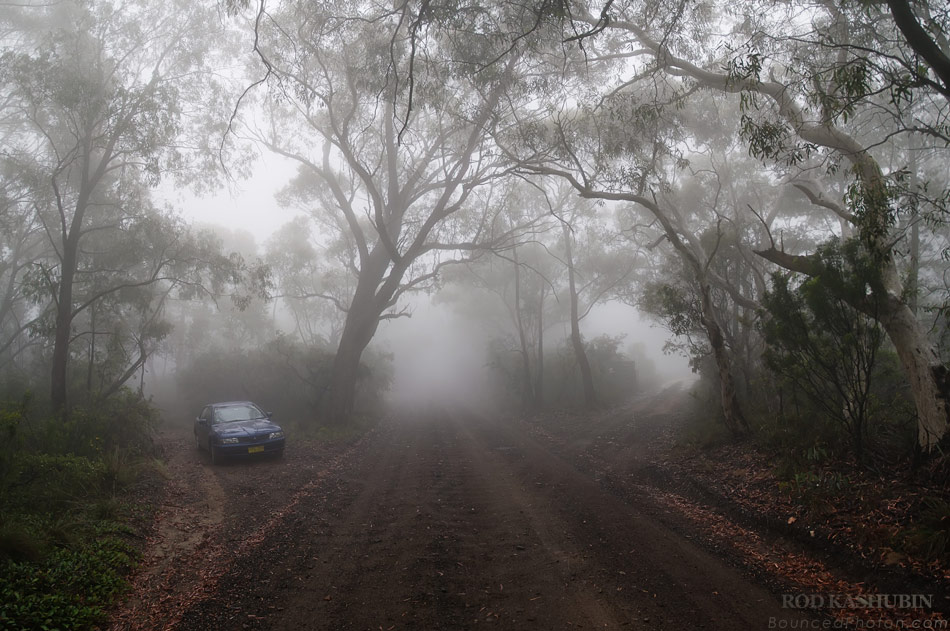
109,397,817,630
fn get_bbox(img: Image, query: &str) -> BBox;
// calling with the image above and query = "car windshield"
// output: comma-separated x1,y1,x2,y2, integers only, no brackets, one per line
213,404,265,424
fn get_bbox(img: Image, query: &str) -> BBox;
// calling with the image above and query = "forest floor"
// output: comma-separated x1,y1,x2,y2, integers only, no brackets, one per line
106,386,947,630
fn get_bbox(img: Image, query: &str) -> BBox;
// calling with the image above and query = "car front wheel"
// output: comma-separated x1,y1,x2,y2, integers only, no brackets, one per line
195,432,201,451
210,441,220,465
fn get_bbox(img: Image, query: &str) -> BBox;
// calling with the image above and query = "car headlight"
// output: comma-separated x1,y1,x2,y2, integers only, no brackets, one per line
220,437,239,444
269,431,284,440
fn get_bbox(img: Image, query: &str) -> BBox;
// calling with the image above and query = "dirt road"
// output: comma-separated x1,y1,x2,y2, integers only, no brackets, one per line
112,405,806,630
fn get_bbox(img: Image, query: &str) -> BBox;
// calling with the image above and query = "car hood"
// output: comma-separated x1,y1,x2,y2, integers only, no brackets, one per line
213,419,282,437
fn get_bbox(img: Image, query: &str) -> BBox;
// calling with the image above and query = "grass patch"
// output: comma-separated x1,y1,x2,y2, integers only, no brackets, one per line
303,414,379,443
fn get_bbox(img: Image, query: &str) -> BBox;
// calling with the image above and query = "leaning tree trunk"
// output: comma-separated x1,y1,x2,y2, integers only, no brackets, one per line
323,303,382,424
616,19,949,449
880,294,950,449
321,247,395,424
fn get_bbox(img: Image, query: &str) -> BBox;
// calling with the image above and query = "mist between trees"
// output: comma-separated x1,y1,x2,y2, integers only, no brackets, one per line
4,0,950,622
2,0,950,537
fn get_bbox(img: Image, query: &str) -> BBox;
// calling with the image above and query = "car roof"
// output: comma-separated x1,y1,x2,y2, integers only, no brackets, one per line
207,401,260,408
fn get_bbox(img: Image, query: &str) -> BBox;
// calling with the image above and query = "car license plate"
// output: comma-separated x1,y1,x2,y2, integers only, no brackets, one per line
248,445,264,454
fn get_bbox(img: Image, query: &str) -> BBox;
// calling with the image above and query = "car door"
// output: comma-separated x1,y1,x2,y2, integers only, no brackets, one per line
196,406,212,444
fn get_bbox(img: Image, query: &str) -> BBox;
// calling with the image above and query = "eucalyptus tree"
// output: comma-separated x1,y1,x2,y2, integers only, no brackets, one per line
239,1,550,422
518,0,950,449
515,72,770,433
70,206,253,401
0,0,235,411
541,180,638,410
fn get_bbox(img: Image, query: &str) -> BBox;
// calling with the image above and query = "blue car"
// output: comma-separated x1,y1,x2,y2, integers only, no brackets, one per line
194,401,285,465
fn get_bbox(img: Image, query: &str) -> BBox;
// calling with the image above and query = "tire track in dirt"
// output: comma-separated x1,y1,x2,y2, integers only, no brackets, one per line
456,412,797,629
255,414,623,629
109,433,229,630
204,412,810,630
263,418,446,629
108,429,373,631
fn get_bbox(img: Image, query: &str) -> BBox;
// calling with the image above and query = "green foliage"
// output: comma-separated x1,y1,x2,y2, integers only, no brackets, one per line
40,392,158,460
639,280,712,375
725,50,763,86
3,454,107,514
0,520,137,631
640,282,698,338
174,337,392,428
761,237,893,460
0,398,27,496
844,174,900,253
676,397,734,449
584,334,641,405
810,59,871,124
0,393,157,631
771,442,853,516
777,468,852,517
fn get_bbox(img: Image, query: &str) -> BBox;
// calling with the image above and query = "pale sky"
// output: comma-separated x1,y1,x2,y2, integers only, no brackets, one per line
156,153,302,244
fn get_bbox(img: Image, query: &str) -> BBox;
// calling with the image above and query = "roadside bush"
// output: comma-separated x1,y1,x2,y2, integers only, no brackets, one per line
0,521,137,631
3,453,108,514
777,467,852,518
172,337,392,430
0,398,26,504
760,239,918,465
761,244,884,461
0,392,158,631
486,333,641,413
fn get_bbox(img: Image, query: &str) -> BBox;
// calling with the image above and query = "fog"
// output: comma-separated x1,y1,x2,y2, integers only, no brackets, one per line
155,138,696,421
2,0,945,443
6,4,950,629
377,297,693,415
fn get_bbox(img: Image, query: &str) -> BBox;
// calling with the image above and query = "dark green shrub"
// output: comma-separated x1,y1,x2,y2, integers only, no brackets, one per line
0,521,137,631
0,393,157,631
761,238,897,462
172,337,392,429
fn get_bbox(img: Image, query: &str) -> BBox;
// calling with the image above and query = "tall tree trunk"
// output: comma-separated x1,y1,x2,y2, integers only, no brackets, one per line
512,248,534,412
880,296,949,449
563,224,596,409
50,235,79,414
86,304,97,395
535,283,545,410
323,301,381,424
699,282,749,435
322,246,395,424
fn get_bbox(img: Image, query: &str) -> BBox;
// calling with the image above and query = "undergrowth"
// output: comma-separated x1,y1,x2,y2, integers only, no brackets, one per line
0,392,158,631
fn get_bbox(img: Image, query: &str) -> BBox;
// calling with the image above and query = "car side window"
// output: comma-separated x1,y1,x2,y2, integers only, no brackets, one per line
200,407,211,422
